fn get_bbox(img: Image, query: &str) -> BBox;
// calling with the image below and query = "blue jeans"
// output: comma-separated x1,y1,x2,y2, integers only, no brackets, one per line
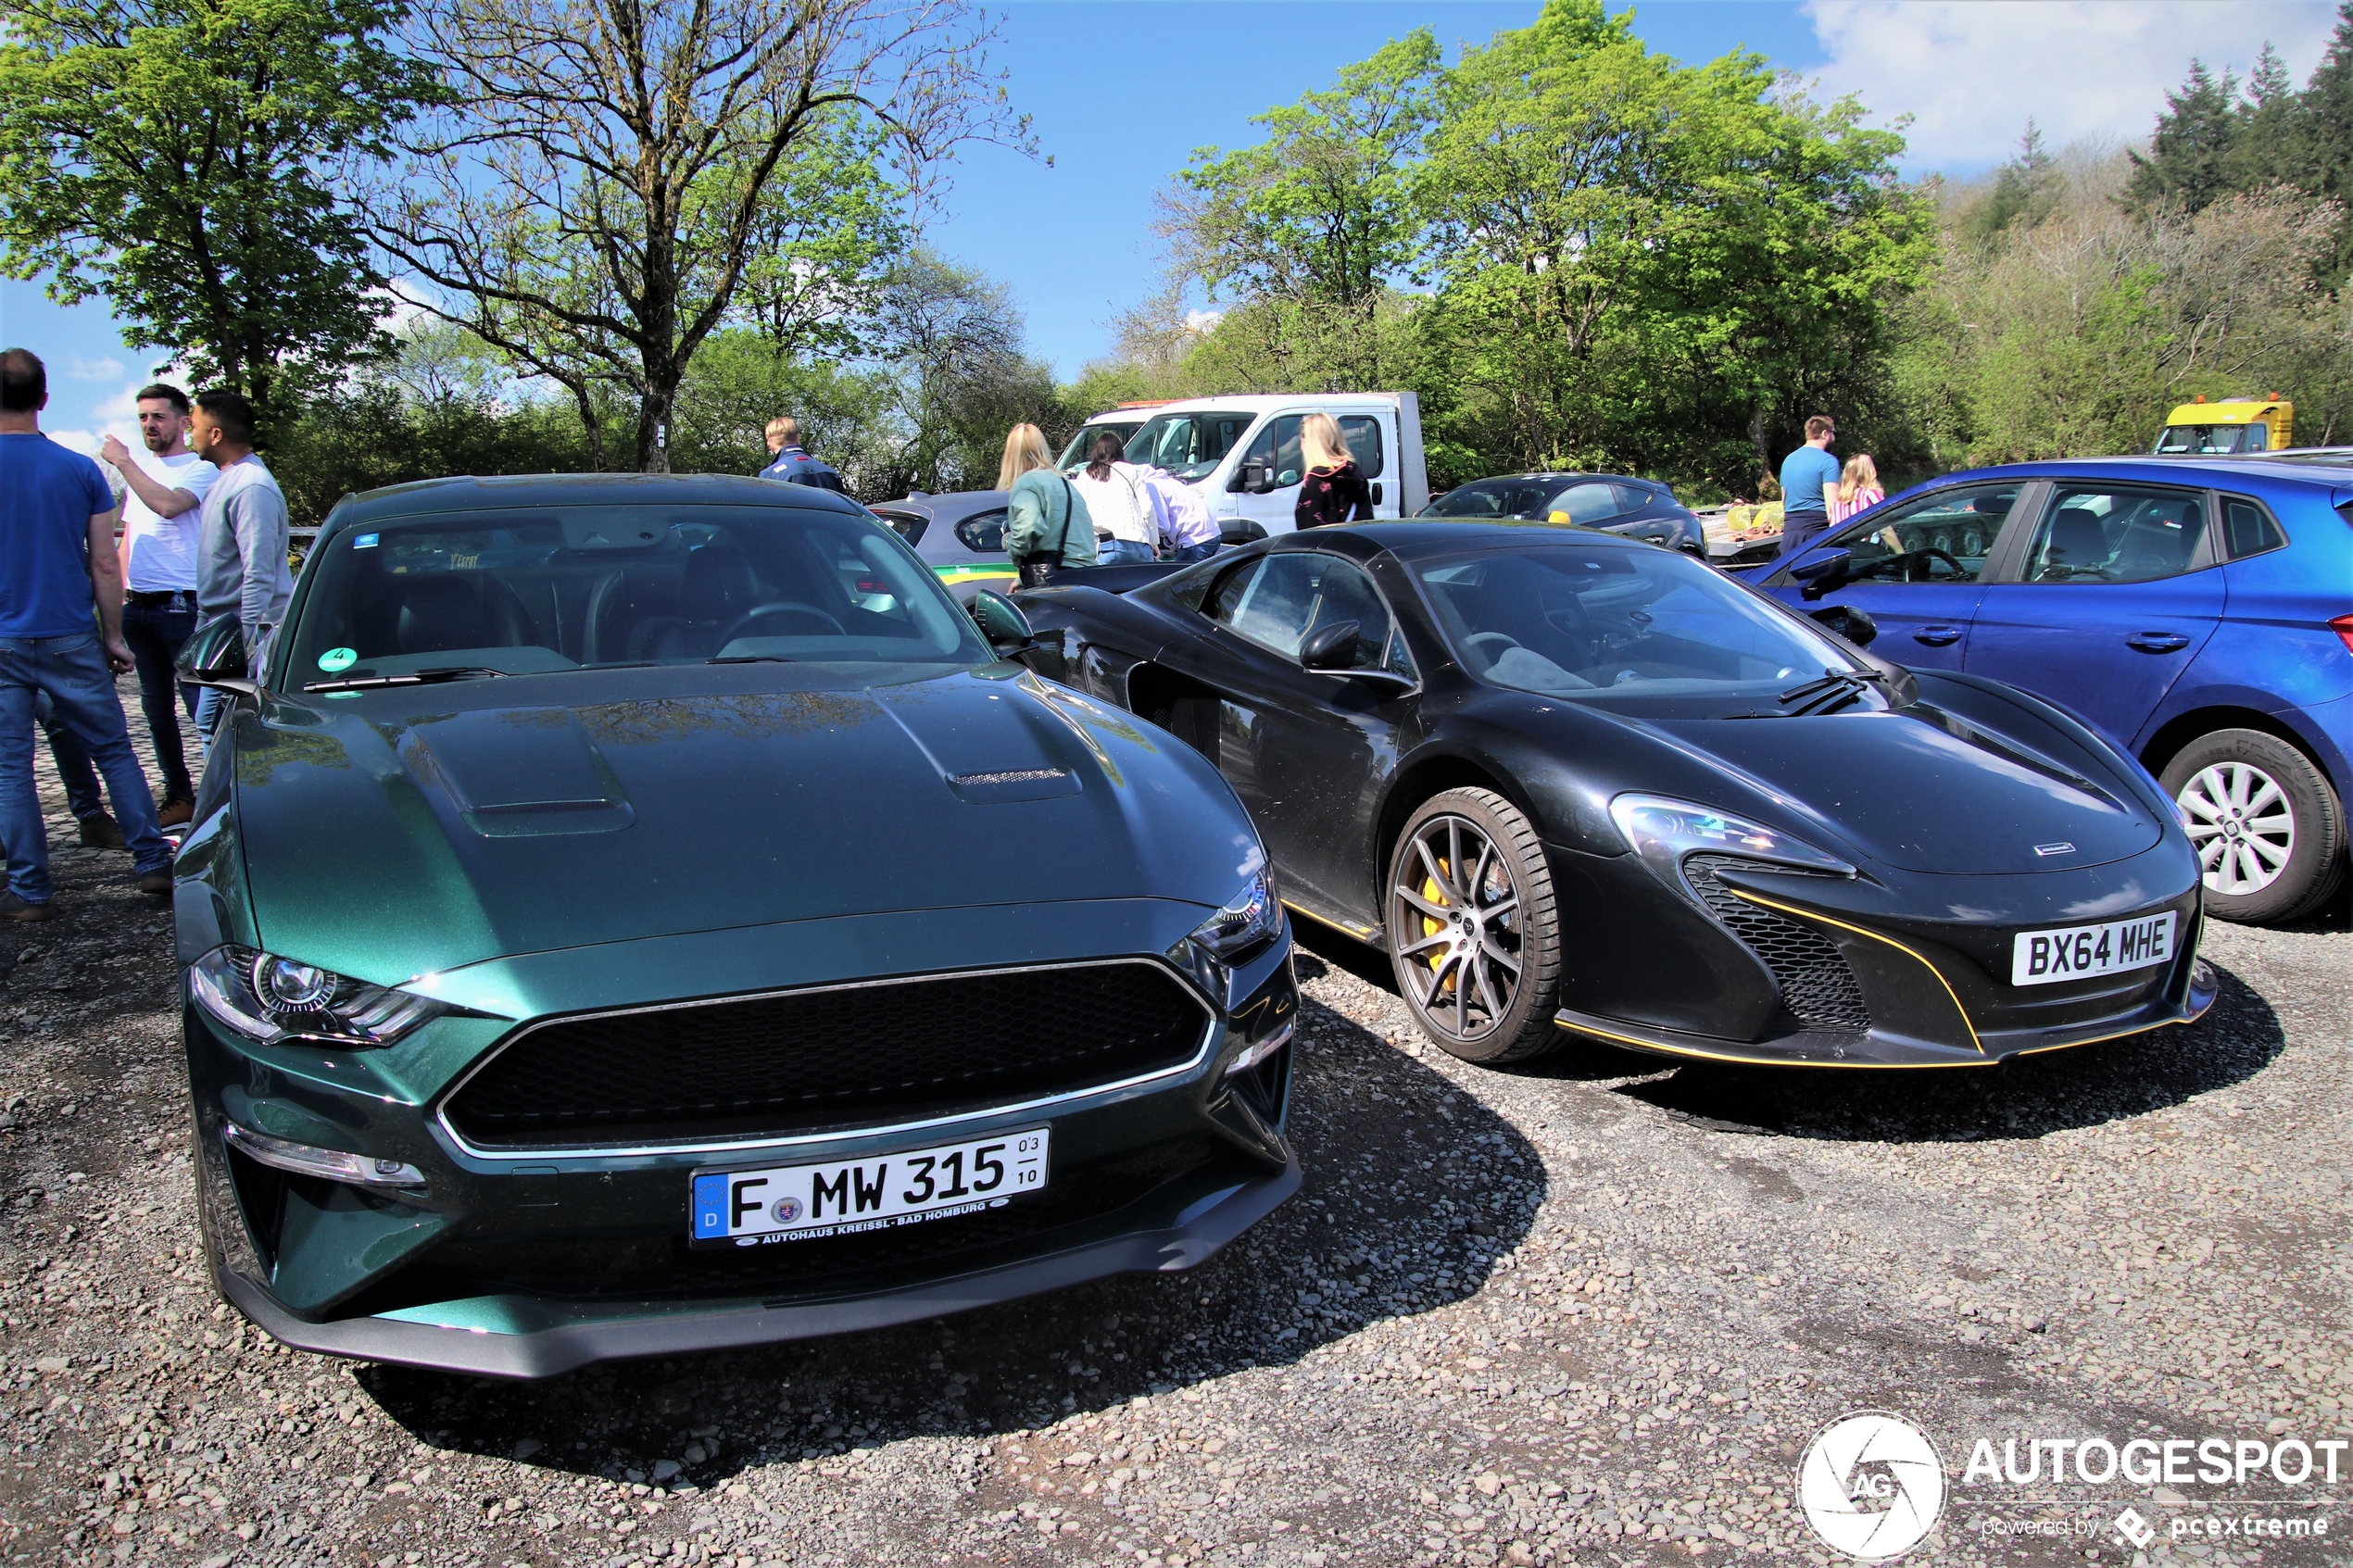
1168,542,1220,563
1780,508,1831,558
1095,538,1157,566
0,633,170,899
36,695,105,820
122,596,199,801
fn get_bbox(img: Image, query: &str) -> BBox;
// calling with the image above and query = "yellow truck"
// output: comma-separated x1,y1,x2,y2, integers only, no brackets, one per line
2152,394,2295,456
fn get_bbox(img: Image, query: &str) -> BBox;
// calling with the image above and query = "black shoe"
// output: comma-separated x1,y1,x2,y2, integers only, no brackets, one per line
135,868,173,897
77,814,126,849
0,892,54,922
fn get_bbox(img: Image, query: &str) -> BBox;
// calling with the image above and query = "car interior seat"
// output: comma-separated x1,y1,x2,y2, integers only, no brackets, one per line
395,574,536,657
2039,508,2113,579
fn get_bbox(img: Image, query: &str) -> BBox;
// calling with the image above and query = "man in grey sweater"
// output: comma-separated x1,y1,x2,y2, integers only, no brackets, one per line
189,391,293,750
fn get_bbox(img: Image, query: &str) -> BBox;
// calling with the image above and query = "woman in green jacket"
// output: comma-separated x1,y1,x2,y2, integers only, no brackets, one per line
1000,423,1094,587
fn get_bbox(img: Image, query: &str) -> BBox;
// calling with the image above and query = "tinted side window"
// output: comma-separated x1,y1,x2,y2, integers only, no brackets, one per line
954,508,1009,554
1550,481,1628,524
2221,496,2287,559
2022,485,2208,583
1206,552,1397,670
1822,483,2020,584
1339,416,1386,479
873,509,928,546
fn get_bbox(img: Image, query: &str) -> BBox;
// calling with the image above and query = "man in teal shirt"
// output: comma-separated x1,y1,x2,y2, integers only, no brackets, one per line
1777,415,1841,556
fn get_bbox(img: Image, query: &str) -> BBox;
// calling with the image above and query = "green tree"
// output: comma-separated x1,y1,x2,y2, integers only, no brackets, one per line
372,0,1012,472
1170,29,1439,388
1968,120,2062,244
0,0,440,424
2125,59,2242,215
2295,2,2353,279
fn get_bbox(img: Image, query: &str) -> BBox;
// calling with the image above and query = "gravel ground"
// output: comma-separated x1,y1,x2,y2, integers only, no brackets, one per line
2,727,2347,1568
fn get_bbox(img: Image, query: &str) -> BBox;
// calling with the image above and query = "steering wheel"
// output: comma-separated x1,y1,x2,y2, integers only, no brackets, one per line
1461,632,1520,671
1909,547,1965,581
718,601,845,645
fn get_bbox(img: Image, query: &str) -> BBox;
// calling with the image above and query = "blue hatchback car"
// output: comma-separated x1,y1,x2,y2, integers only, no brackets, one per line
1743,453,2353,924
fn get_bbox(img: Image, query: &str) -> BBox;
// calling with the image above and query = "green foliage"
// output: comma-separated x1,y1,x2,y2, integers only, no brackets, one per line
0,0,440,423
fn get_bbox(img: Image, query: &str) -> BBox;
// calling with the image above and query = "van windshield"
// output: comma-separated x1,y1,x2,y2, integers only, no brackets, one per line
1055,420,1146,470
2154,423,2270,455
1122,411,1257,481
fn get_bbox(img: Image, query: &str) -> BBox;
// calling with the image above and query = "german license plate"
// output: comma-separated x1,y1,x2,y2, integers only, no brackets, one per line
2010,912,2176,987
689,1128,1049,1248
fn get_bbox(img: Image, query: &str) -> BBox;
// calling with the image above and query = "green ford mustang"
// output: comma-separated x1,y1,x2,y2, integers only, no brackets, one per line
173,474,1298,1378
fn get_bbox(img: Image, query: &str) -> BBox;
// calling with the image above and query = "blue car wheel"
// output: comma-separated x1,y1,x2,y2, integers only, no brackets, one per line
2159,728,2347,923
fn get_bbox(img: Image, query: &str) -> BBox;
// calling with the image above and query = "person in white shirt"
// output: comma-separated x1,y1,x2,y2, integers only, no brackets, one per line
1146,469,1223,562
98,383,217,824
1065,433,1159,565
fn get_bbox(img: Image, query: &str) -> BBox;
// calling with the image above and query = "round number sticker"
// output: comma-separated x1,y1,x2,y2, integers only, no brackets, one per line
317,646,358,672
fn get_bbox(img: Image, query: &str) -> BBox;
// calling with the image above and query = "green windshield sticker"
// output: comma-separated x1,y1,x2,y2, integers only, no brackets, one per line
317,646,358,672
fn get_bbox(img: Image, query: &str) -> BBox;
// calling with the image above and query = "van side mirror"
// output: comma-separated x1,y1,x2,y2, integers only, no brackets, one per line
1229,460,1272,495
968,589,1037,651
1806,604,1879,647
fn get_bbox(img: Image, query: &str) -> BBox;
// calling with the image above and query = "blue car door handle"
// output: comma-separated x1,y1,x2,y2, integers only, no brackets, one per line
1913,625,1964,646
2125,631,2192,654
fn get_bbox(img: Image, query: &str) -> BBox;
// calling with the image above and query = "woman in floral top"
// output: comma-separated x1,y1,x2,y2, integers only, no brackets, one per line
1293,414,1375,529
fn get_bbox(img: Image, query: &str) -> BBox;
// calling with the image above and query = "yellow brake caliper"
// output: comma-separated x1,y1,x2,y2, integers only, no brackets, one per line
1421,861,1459,995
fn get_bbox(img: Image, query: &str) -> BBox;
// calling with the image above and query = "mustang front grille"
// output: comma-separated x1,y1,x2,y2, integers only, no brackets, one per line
442,961,1210,1151
1684,856,1872,1035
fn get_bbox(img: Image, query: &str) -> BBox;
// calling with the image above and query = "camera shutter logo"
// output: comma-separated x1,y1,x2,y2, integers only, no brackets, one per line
1796,1411,1947,1561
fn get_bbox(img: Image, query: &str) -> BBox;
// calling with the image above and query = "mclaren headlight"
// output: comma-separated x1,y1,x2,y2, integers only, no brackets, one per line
1166,867,1283,998
190,945,447,1047
1608,795,1856,889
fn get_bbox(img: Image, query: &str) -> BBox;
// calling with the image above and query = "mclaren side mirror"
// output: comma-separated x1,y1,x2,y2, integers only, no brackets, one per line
1299,621,1363,671
968,589,1036,650
1807,604,1880,647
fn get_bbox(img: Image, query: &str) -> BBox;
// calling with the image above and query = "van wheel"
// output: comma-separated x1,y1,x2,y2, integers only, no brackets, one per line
1386,789,1564,1063
2160,729,2347,924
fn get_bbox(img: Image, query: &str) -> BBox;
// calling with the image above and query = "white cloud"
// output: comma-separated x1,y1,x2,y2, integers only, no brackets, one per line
65,353,124,382
1184,308,1224,334
1802,1,2339,172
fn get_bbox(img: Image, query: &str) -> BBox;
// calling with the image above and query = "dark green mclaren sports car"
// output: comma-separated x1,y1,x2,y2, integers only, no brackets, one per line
173,474,1298,1377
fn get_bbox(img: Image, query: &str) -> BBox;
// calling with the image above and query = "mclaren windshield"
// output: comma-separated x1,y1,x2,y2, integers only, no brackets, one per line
283,503,990,691
1414,543,1866,704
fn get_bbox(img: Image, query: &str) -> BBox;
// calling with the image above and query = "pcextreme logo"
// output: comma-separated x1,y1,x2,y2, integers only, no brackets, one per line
1796,1411,1949,1561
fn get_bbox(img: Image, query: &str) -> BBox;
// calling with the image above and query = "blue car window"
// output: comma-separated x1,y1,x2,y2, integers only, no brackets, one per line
2022,485,2210,583
2221,496,2287,559
954,508,1009,554
1821,483,2018,583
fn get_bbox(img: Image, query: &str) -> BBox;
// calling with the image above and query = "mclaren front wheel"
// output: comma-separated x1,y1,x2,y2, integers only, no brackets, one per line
1386,787,1565,1064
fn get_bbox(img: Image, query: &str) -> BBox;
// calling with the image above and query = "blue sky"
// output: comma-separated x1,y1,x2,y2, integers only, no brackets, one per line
5,0,2338,450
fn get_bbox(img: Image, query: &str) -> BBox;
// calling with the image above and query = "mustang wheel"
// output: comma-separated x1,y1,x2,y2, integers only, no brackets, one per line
1387,788,1563,1063
2161,728,2346,924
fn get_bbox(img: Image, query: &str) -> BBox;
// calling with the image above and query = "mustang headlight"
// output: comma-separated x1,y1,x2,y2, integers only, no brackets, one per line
1166,867,1283,998
191,945,446,1047
1608,795,1856,887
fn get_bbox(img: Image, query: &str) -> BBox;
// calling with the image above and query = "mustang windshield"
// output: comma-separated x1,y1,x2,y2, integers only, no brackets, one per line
283,503,989,688
1415,543,1857,700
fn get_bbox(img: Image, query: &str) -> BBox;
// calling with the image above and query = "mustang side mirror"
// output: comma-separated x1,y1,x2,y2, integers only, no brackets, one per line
1299,621,1362,671
1792,546,1852,600
1807,604,1880,647
968,589,1037,651
176,615,254,690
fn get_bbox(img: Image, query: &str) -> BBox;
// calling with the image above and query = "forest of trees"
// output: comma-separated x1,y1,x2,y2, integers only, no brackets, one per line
6,0,2349,516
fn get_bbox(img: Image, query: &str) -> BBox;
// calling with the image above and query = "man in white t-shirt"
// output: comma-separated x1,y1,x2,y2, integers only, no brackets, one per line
99,383,217,824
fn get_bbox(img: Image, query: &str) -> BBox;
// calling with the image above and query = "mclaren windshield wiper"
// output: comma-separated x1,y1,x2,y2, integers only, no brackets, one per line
302,666,510,694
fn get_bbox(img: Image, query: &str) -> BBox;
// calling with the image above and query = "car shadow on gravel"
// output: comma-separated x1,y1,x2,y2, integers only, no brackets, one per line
351,975,1547,1490
1609,958,2285,1143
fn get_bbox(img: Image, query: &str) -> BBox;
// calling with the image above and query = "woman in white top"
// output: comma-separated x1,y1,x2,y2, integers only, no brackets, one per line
1065,433,1159,565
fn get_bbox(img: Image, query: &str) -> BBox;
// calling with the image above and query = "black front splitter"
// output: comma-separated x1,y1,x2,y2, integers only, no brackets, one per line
214,1155,1300,1379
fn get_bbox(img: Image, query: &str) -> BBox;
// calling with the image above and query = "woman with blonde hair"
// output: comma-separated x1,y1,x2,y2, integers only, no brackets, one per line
1829,453,1883,526
1293,413,1374,530
1000,423,1094,588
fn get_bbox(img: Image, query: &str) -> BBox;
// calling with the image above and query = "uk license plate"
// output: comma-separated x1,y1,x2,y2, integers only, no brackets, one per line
689,1128,1049,1248
2010,912,2176,987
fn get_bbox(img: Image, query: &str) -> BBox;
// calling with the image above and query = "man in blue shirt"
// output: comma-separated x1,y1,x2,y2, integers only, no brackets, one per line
0,349,173,919
757,415,845,492
1776,414,1842,557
